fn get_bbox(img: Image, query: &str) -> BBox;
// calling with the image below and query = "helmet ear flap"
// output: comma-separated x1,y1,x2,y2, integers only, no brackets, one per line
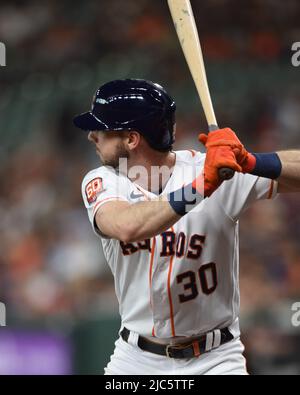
168,118,176,146
165,102,176,147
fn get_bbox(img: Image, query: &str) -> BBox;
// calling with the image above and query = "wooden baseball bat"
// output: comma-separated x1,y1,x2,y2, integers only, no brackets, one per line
167,0,234,180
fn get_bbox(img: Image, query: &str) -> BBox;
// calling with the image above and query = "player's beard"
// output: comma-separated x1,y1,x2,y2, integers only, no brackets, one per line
100,141,129,169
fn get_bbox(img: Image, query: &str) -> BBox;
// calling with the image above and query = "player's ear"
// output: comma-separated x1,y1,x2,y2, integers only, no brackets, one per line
125,131,141,151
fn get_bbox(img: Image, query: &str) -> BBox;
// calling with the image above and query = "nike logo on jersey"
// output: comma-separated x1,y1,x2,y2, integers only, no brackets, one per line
130,191,144,199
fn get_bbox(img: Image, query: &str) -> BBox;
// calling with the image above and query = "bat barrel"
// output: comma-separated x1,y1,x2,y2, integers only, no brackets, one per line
167,0,235,182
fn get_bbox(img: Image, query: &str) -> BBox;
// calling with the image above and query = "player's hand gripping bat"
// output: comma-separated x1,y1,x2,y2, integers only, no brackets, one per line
168,0,235,180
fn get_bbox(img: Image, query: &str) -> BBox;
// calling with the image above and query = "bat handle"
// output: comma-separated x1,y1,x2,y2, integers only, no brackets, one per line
208,124,235,181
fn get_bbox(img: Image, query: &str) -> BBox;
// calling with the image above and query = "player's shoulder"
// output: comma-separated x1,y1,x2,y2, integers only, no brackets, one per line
81,165,130,207
82,165,120,184
81,165,126,197
175,149,205,165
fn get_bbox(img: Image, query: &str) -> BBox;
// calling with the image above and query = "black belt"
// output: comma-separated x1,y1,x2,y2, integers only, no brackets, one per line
120,327,234,359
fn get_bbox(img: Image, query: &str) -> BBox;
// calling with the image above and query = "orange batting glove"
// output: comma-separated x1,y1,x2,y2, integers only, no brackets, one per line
199,128,258,174
198,128,247,197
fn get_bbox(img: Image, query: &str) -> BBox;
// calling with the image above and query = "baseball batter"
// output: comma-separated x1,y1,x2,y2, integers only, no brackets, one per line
74,79,300,375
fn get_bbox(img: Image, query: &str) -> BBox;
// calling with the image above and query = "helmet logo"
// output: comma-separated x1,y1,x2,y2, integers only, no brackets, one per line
96,98,109,105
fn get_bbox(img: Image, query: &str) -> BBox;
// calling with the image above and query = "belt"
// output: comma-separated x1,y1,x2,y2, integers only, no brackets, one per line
120,327,234,359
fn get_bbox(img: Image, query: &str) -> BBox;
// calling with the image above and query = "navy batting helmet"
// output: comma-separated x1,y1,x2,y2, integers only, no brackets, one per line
73,79,176,151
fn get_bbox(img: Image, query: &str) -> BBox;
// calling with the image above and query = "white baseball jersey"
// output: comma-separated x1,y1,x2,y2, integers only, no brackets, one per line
81,150,277,339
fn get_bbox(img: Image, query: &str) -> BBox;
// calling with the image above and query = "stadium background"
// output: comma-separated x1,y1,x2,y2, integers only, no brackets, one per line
0,0,300,374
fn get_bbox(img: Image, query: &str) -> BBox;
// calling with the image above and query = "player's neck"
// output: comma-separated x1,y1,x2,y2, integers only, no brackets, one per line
127,151,176,193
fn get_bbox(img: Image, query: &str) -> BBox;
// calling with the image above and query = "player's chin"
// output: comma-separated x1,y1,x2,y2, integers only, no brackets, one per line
101,156,119,169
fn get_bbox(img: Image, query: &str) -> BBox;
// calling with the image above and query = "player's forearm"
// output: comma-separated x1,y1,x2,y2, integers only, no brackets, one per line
96,174,221,242
118,179,211,242
115,196,181,243
277,150,300,190
99,181,207,242
239,148,300,190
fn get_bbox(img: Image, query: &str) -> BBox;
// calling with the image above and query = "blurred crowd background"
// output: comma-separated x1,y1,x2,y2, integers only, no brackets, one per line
0,0,300,375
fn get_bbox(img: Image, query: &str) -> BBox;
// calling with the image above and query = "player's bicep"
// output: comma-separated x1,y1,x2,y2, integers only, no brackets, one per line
95,200,131,240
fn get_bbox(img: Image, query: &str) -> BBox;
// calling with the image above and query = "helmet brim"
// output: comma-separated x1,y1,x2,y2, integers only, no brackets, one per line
73,111,109,131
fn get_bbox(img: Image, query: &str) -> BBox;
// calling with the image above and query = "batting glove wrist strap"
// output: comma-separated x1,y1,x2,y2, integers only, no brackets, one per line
243,152,282,180
168,183,204,216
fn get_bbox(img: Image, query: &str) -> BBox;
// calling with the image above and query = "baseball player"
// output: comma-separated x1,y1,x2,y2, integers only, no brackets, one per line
74,79,300,375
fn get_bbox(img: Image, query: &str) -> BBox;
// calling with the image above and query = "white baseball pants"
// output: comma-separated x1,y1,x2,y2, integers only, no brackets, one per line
104,335,248,375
